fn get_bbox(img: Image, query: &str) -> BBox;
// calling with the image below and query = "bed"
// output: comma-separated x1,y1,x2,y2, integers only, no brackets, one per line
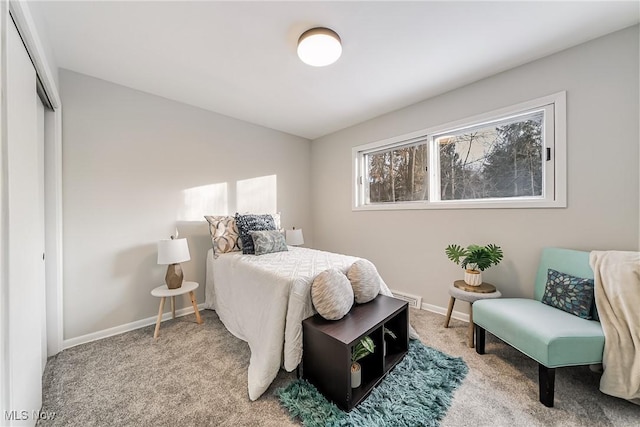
203,246,402,400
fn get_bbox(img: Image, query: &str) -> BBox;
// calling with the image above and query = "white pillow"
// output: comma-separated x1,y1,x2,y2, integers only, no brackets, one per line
311,269,354,321
347,259,381,304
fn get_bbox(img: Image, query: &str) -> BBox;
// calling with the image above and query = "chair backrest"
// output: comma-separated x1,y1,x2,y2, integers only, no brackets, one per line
534,247,594,302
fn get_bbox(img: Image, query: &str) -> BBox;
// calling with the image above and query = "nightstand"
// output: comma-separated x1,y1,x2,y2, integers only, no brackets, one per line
444,280,502,348
150,281,202,338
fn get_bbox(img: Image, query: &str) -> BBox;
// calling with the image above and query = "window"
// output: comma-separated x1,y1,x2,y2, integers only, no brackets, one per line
365,141,428,203
353,92,566,210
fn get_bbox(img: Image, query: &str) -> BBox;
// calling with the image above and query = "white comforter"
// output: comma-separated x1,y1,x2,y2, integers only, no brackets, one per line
204,247,397,400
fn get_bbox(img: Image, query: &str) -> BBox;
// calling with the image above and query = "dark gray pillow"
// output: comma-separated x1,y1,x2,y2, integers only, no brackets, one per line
235,213,276,254
250,230,288,255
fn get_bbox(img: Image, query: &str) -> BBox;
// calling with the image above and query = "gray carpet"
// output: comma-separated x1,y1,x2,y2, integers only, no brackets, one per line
39,309,639,426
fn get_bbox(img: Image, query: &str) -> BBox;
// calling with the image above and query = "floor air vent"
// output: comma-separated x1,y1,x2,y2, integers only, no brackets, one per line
390,290,422,309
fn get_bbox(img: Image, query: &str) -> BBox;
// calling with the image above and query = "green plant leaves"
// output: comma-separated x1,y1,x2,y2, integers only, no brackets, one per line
445,244,503,271
445,244,468,264
383,327,397,339
352,336,375,363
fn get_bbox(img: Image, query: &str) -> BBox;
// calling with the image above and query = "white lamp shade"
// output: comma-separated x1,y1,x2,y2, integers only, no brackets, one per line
297,28,342,67
157,238,191,265
285,229,304,246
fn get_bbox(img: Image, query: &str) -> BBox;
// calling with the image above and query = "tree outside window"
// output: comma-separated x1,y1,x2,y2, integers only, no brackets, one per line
437,111,544,201
353,92,565,210
366,144,428,203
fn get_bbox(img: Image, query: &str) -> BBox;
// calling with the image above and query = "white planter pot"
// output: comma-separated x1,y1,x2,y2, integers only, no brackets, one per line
464,269,482,286
351,362,361,388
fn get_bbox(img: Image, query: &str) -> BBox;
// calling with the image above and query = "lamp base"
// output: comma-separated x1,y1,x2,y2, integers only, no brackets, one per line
165,263,183,289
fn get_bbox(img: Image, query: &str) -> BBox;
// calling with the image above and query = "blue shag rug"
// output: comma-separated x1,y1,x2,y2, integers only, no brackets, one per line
276,340,468,427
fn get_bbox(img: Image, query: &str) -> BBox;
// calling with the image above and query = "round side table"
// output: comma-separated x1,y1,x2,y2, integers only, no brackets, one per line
444,280,502,348
151,281,203,339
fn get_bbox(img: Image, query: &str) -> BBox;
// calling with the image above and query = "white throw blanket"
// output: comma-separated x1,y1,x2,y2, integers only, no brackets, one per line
589,250,640,405
204,247,413,401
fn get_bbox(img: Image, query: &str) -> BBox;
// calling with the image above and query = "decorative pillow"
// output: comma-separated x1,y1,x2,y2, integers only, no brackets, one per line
541,269,595,319
271,212,282,230
235,213,276,254
311,269,354,321
250,230,288,255
347,260,381,304
204,215,242,254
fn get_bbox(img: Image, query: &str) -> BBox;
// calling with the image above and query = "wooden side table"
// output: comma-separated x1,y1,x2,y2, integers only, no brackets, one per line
444,280,501,348
151,281,203,339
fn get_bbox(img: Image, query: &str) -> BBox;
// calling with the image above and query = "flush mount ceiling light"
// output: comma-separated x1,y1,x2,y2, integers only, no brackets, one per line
297,27,342,67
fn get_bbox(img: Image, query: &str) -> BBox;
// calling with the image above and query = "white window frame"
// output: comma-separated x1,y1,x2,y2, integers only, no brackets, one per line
352,92,566,210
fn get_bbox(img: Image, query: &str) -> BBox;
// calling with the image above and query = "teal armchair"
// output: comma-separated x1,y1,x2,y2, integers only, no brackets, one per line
473,248,604,407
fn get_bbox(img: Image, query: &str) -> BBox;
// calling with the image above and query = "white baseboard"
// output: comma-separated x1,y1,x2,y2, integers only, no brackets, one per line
63,303,206,350
63,299,469,350
421,301,470,323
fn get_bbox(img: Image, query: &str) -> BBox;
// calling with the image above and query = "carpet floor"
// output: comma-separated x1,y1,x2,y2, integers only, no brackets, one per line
39,309,640,426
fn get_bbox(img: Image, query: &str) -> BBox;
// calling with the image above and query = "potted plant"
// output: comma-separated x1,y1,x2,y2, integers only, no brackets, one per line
445,243,503,286
351,336,375,388
383,327,397,357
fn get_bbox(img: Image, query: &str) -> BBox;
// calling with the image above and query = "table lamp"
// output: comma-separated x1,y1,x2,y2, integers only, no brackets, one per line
157,237,190,289
285,228,304,246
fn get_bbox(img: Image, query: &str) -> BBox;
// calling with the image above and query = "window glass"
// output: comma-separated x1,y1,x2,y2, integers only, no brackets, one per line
436,111,544,201
353,92,565,210
365,143,428,203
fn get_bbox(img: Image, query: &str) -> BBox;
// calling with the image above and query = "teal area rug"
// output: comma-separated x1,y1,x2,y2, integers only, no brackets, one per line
277,340,468,427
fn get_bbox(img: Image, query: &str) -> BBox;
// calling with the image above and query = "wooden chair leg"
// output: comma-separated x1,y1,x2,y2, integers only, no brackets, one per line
475,325,485,354
444,297,455,328
539,364,555,407
154,297,166,339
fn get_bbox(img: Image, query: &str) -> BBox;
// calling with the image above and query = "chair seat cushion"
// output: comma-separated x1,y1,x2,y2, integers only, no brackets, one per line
473,298,604,367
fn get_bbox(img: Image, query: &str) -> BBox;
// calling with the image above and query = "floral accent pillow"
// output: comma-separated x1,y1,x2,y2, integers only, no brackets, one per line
249,230,288,255
235,213,276,254
204,215,242,255
541,269,595,319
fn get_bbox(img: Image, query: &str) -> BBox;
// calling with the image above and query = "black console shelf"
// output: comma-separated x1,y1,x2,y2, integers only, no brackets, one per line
302,295,409,411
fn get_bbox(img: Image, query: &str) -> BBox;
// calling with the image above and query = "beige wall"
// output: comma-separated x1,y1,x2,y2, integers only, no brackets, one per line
60,25,639,340
310,26,639,313
24,1,59,92
61,70,312,339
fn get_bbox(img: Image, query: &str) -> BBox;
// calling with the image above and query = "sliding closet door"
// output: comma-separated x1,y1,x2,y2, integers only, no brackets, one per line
6,16,45,426
37,99,46,373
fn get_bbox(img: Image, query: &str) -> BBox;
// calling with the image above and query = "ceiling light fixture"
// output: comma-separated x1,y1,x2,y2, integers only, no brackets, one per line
297,27,342,67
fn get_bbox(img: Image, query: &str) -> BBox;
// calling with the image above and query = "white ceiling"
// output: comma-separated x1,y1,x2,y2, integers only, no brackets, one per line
29,1,639,140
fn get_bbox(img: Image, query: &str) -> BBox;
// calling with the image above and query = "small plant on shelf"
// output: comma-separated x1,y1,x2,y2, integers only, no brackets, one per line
383,327,397,356
351,336,375,388
445,243,503,286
